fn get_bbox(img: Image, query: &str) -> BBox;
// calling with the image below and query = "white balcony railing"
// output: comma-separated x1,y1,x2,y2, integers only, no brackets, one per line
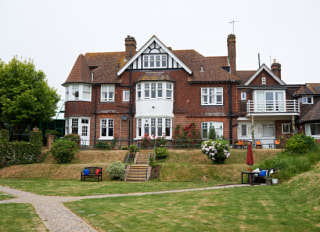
247,100,300,114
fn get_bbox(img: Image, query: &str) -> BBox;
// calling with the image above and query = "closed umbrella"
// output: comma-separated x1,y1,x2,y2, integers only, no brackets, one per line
246,142,254,166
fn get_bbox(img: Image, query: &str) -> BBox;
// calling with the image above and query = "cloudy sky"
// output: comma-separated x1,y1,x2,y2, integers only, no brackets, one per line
1,0,319,98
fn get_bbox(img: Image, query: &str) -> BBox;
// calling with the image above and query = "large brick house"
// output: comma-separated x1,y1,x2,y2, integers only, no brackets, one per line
63,34,318,146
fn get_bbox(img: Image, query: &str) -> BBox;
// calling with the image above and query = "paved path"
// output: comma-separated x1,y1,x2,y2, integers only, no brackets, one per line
0,184,251,232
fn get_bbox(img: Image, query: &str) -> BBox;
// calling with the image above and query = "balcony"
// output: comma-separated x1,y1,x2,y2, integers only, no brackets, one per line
247,100,300,116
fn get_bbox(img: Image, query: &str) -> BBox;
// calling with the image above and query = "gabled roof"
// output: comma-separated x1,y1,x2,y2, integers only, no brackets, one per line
117,35,192,76
236,70,256,84
63,54,92,85
300,101,320,122
296,83,320,95
244,64,286,86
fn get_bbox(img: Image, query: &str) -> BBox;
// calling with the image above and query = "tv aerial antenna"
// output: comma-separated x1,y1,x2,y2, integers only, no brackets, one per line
229,20,239,34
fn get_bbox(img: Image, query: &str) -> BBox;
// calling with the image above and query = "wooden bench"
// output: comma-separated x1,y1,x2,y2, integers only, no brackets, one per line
81,167,102,182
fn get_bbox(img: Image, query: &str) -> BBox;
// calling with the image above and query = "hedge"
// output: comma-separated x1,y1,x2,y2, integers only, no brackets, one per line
0,129,42,168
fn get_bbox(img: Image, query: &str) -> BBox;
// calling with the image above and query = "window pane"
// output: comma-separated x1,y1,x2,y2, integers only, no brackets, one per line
241,125,247,136
151,83,156,98
162,55,167,67
158,83,162,97
311,124,320,135
144,56,148,67
156,55,160,67
150,56,154,67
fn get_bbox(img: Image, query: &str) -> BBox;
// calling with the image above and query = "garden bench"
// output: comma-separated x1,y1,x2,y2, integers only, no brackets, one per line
81,167,102,182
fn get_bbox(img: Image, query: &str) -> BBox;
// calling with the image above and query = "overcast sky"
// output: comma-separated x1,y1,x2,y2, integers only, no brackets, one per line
1,0,320,98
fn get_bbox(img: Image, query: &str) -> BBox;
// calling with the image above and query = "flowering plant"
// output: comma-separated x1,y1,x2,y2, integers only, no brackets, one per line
201,139,230,164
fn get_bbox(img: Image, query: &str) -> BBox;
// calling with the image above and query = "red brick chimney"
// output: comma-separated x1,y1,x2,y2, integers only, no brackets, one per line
271,59,281,79
227,34,236,75
125,35,136,61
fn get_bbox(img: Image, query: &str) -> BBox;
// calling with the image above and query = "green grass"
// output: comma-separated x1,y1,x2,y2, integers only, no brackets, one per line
0,191,15,201
65,166,320,231
0,203,47,231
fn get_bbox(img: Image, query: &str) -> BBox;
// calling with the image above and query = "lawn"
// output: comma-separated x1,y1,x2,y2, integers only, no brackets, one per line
65,163,320,231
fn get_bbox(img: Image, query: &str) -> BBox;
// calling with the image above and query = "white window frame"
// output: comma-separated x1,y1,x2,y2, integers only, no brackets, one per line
101,85,115,102
65,84,92,102
136,82,173,100
302,96,313,104
241,92,246,101
100,118,114,139
306,123,320,138
282,123,292,134
262,123,275,137
136,118,172,139
143,54,167,69
254,90,286,112
262,77,266,85
201,121,223,139
201,87,223,105
123,90,130,102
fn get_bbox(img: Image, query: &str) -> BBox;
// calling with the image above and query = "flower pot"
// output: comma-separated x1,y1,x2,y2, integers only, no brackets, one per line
272,178,279,185
213,157,226,164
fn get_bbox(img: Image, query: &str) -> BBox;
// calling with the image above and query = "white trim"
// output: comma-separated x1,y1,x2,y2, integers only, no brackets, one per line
117,35,192,76
244,64,286,86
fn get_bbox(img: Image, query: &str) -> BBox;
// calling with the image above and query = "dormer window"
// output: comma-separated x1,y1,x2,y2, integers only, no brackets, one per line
302,96,313,104
143,55,167,69
262,77,266,85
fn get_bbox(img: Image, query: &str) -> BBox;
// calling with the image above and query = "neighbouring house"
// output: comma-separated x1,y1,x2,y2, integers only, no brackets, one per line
294,83,320,140
63,34,318,146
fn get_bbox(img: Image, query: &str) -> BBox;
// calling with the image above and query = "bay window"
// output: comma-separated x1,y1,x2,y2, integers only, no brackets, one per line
137,118,172,138
65,84,91,101
136,82,173,100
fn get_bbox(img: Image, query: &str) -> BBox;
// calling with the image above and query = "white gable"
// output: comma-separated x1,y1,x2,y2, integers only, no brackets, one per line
117,36,192,76
244,64,286,85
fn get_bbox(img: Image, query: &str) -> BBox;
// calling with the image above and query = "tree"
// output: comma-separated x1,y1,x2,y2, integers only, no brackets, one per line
0,56,60,131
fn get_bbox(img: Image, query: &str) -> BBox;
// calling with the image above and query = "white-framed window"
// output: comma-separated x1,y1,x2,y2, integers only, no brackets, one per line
262,124,275,137
137,84,141,99
101,85,115,102
136,118,172,138
72,118,79,134
143,54,167,69
201,87,223,105
201,122,223,139
282,123,292,134
262,77,266,85
65,84,92,101
123,90,130,102
241,92,247,101
241,124,247,136
306,123,320,137
100,118,114,138
136,82,173,100
254,90,285,112
166,83,173,99
302,96,313,104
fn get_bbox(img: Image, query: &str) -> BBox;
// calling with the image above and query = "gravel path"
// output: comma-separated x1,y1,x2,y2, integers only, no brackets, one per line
0,184,251,231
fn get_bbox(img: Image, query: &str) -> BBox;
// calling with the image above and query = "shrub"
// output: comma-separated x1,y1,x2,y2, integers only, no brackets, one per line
155,147,168,159
155,136,168,147
173,123,201,148
30,131,42,155
95,141,110,150
285,134,317,154
110,135,118,149
51,139,77,164
141,133,154,148
107,161,125,180
64,134,80,145
201,139,230,164
209,128,217,140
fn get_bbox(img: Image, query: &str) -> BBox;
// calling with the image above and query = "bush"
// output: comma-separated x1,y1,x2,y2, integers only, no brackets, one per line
107,161,125,180
30,131,42,155
173,123,201,148
64,134,80,145
201,139,230,164
155,147,168,159
51,139,77,164
285,134,317,154
95,141,110,150
0,129,9,144
130,144,137,152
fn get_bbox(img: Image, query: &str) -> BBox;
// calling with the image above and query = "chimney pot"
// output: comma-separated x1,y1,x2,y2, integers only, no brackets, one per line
271,59,281,79
125,35,136,60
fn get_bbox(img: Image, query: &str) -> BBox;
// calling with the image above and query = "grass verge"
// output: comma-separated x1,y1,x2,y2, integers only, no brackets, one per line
0,203,47,231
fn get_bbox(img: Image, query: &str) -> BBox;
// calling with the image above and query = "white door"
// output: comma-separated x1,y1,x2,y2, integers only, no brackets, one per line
80,118,90,146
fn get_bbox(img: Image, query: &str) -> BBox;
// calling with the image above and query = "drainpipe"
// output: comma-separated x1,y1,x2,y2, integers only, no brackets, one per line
229,79,233,145
128,62,133,145
93,83,98,147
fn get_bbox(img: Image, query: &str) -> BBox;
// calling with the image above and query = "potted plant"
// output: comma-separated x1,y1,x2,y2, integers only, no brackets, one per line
270,171,279,184
129,144,137,157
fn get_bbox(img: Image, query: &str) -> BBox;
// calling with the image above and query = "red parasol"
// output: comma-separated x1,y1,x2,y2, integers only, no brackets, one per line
246,142,254,166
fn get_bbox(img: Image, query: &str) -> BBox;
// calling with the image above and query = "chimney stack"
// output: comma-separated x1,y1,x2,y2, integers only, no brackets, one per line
125,35,136,61
227,34,236,75
271,59,281,79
